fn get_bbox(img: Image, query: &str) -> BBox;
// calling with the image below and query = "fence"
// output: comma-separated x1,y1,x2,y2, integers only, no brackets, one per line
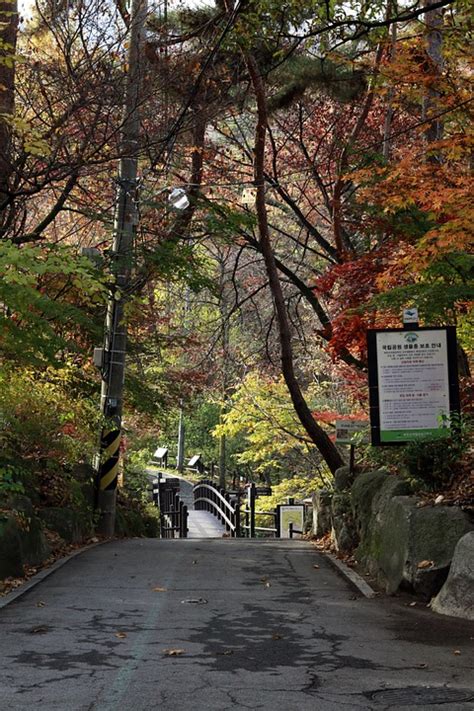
242,482,278,537
193,480,306,539
153,477,188,538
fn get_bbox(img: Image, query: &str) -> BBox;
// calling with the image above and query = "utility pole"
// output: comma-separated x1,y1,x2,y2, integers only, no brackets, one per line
176,287,190,473
95,0,148,536
176,406,185,472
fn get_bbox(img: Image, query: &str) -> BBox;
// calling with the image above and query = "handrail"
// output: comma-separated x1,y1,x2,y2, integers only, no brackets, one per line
194,496,235,531
193,480,241,537
195,483,235,514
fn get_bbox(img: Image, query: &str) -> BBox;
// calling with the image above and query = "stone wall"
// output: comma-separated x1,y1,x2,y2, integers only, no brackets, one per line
313,468,474,611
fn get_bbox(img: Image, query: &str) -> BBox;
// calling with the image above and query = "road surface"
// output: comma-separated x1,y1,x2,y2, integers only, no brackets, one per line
0,538,473,710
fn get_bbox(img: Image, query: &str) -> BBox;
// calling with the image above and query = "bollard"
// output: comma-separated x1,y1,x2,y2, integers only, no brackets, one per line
234,503,241,538
249,483,256,538
182,504,188,538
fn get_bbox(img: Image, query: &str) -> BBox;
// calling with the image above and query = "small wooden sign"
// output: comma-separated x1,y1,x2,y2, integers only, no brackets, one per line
335,420,369,445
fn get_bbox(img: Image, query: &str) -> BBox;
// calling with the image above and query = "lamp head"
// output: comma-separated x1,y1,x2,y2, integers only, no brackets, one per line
168,188,190,211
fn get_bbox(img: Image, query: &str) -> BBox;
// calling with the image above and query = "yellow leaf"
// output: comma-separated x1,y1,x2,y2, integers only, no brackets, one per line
417,560,434,569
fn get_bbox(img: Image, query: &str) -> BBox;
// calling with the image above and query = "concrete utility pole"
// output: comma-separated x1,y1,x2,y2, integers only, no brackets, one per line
176,407,185,472
95,0,148,536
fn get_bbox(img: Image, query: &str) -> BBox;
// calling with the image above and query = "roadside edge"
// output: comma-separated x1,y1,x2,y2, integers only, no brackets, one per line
0,540,110,610
324,552,377,598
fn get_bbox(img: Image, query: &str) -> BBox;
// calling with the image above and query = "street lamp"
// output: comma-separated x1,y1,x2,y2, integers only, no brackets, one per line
168,187,190,211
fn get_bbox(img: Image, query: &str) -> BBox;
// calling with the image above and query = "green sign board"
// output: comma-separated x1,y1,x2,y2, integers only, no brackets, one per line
367,327,460,445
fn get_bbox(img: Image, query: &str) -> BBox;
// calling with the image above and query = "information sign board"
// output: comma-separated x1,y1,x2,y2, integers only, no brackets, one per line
335,420,369,444
367,327,459,445
278,505,305,538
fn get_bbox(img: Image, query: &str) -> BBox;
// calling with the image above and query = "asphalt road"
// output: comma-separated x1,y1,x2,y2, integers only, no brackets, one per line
0,538,473,711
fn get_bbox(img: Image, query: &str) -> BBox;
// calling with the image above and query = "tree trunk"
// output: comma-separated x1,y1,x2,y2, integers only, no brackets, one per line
382,1,398,161
0,0,18,211
423,0,444,155
244,52,344,475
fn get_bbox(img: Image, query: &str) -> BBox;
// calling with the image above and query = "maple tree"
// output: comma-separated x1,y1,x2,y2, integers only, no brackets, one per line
1,0,472,531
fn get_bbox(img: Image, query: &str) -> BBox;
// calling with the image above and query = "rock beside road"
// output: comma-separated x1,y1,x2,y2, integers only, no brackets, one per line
431,532,474,621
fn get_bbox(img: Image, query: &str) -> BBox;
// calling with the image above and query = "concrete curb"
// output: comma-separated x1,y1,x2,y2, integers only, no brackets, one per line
324,552,377,598
0,540,110,610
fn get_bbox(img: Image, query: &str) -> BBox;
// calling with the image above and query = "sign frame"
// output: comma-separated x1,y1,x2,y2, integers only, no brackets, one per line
335,419,369,445
277,504,305,539
367,326,460,446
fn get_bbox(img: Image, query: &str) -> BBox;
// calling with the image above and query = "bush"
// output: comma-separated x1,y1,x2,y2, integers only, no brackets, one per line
0,367,99,467
400,417,472,491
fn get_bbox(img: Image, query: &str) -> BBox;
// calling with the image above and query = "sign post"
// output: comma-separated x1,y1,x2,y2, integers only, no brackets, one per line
335,420,369,474
367,327,459,445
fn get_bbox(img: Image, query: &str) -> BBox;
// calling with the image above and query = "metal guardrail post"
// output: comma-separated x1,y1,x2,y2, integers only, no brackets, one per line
182,504,188,537
234,503,241,537
225,492,231,531
249,483,256,538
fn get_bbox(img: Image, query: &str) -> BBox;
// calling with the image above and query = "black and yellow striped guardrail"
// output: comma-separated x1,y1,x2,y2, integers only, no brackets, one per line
98,427,121,491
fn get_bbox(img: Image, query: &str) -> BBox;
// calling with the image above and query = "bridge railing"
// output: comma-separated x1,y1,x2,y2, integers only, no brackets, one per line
193,480,241,537
192,480,307,539
153,477,188,538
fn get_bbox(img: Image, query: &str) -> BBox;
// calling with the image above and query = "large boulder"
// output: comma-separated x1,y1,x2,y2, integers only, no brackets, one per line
404,505,473,598
0,515,23,578
431,532,474,620
351,473,473,596
351,469,393,541
38,507,93,544
331,492,358,552
333,465,356,492
0,497,51,579
312,489,332,537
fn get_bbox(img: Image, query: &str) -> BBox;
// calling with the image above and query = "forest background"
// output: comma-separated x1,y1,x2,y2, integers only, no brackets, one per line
0,0,472,534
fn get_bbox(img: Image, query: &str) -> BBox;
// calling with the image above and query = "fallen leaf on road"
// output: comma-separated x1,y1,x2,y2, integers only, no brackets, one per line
272,633,282,640
164,649,185,656
417,560,434,569
181,598,208,604
453,650,461,655
36,601,46,608
115,632,127,639
152,587,167,592
265,582,271,588
29,626,49,634
313,565,320,569
409,602,417,607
